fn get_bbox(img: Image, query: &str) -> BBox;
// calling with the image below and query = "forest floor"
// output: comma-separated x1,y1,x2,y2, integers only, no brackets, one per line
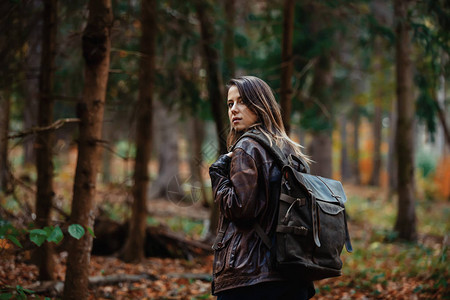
1,184,449,299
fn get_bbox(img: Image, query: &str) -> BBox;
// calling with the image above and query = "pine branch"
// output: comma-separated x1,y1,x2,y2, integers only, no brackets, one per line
7,118,80,139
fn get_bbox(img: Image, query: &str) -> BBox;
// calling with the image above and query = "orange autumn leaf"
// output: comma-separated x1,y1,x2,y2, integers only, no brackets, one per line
434,156,450,199
0,239,10,249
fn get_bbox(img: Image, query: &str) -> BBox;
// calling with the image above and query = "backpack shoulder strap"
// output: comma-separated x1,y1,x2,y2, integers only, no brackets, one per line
233,129,310,174
232,130,288,250
232,129,288,168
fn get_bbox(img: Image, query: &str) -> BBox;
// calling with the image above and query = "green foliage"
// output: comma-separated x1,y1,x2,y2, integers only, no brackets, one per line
116,140,136,160
29,226,65,246
68,224,85,240
2,196,21,213
0,220,24,248
5,235,22,249
0,217,91,250
87,226,96,238
28,229,47,247
146,217,160,226
415,148,437,178
0,293,12,300
166,217,204,238
411,1,450,139
100,201,129,222
47,226,64,244
145,216,204,239
0,285,34,300
192,293,211,299
366,14,395,45
415,74,438,139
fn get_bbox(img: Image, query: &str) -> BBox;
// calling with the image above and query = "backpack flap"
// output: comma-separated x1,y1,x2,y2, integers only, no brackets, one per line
290,170,347,206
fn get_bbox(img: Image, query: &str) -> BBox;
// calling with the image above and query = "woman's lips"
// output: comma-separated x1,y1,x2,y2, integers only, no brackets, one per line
232,118,241,124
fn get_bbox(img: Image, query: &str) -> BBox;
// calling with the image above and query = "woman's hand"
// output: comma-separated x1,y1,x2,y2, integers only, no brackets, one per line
226,151,233,158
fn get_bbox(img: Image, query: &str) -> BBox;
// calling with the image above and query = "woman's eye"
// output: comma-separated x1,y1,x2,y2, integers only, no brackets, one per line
228,102,233,108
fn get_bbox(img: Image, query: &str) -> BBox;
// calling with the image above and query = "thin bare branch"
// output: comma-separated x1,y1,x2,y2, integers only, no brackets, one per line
7,118,80,140
97,140,131,161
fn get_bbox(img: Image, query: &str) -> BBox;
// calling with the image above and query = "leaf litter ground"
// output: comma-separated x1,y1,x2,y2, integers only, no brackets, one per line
1,184,449,299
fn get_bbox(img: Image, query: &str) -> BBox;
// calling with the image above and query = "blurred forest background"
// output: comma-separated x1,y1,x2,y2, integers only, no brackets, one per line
0,0,449,299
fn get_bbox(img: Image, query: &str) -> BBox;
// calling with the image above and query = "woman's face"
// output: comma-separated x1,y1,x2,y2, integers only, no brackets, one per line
227,85,258,132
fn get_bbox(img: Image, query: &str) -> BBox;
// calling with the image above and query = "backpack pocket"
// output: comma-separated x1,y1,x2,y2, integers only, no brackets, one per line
314,200,346,270
275,192,312,264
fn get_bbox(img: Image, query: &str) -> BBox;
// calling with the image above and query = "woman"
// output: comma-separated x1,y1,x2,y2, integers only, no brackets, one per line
209,76,315,299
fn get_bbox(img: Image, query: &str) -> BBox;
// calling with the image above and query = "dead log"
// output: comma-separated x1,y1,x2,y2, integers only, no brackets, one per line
166,272,212,281
92,217,129,256
91,218,212,259
89,273,157,287
145,225,212,260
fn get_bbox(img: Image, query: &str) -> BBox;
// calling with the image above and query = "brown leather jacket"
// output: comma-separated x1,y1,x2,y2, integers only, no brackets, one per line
209,135,313,295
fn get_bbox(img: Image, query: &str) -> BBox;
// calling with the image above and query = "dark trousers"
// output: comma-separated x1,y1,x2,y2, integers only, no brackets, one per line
216,280,314,300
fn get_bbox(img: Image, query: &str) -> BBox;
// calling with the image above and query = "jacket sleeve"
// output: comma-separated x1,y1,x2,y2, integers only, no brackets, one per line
209,148,262,222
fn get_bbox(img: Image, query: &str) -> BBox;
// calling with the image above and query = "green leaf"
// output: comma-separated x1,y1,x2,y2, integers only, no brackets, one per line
16,293,26,300
46,226,63,244
0,220,11,236
6,235,22,248
15,285,34,295
43,226,53,236
15,286,26,300
0,293,13,300
87,227,96,238
21,288,34,294
68,224,85,240
29,229,48,247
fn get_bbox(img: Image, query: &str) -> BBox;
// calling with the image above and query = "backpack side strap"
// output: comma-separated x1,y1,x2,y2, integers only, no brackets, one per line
344,212,353,252
253,222,272,249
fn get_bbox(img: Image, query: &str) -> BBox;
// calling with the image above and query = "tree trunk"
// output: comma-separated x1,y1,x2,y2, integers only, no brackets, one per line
308,55,333,178
370,37,383,186
388,100,398,195
148,100,184,201
101,119,114,184
62,1,112,298
340,114,352,182
436,73,448,154
352,103,361,185
120,0,156,263
101,141,113,183
223,0,235,81
308,132,332,177
189,117,208,207
34,0,57,281
0,90,11,193
195,0,227,238
433,92,450,149
280,0,295,135
23,0,41,167
393,0,417,242
370,99,382,186
195,0,227,156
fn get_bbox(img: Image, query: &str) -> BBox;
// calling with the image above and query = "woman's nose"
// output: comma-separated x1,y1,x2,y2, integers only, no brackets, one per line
230,102,238,113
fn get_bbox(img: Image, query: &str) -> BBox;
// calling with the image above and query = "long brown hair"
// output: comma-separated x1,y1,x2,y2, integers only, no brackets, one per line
226,76,309,163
